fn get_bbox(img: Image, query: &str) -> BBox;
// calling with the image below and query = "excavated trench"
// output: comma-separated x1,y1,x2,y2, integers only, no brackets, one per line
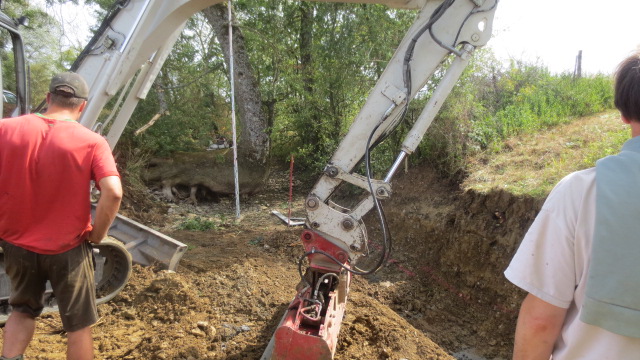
378,164,544,359
6,163,544,359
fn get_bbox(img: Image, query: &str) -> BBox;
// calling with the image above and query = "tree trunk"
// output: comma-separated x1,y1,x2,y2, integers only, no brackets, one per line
300,2,314,94
202,5,270,165
298,2,324,147
134,81,169,136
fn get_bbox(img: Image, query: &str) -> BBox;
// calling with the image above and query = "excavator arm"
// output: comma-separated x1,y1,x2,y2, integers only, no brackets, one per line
307,0,496,261
58,0,492,295
264,1,497,359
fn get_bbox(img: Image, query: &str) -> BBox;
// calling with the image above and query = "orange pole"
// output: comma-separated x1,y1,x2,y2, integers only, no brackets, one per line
288,155,294,226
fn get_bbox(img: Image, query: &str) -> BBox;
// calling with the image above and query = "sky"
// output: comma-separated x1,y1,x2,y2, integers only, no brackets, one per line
489,0,640,75
36,0,640,76
34,0,97,49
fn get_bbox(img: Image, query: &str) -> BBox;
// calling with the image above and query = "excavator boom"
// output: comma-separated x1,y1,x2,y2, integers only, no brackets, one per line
264,1,497,358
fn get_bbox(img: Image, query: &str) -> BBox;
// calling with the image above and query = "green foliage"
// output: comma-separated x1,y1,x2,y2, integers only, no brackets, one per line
117,13,230,156
18,1,616,188
260,2,415,172
248,236,264,245
117,2,615,183
409,54,615,177
470,72,614,148
178,216,218,231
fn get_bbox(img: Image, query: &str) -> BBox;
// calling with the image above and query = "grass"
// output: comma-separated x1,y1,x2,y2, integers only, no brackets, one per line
178,216,219,231
462,110,629,197
248,236,264,245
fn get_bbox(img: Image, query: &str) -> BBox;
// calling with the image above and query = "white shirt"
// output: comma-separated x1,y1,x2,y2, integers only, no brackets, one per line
505,168,640,359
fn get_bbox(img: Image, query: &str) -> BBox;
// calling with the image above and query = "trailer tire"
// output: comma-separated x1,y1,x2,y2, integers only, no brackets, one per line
93,236,133,305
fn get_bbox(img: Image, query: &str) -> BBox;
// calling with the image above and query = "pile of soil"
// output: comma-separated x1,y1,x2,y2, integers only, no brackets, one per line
6,163,541,359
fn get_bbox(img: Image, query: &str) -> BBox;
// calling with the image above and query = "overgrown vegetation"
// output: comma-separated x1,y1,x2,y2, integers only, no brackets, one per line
412,56,614,178
463,110,627,197
3,1,616,191
116,3,614,182
178,216,218,231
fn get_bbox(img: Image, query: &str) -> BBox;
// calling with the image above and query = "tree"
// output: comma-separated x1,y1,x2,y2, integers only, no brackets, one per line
265,2,415,171
202,4,270,166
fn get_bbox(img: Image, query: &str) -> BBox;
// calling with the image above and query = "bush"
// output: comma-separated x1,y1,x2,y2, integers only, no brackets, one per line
178,216,218,231
412,56,615,177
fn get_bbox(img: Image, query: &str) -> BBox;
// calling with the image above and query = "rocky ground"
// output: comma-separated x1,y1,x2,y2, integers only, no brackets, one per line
5,160,540,360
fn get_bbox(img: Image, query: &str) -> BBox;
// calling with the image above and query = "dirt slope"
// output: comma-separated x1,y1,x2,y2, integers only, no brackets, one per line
16,109,624,359
0,162,546,359
380,164,541,358
11,223,454,360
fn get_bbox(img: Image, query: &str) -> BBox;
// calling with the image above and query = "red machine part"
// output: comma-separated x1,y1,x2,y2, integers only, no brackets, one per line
269,230,351,360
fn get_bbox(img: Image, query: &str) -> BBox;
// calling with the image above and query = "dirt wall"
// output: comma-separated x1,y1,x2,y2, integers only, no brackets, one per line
376,164,545,358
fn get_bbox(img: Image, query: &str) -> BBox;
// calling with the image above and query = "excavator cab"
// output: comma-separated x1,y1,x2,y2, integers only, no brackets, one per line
0,8,28,118
2,90,17,118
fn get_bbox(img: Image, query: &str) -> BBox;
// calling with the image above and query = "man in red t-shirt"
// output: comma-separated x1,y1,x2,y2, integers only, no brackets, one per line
0,72,122,360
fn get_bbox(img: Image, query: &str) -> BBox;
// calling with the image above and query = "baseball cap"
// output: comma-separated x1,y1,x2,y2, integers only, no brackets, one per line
49,72,89,100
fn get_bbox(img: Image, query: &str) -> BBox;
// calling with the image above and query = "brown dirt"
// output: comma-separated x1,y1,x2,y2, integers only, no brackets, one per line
5,162,542,359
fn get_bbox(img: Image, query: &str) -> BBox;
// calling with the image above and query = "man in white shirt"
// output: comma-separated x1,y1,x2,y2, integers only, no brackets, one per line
505,51,640,359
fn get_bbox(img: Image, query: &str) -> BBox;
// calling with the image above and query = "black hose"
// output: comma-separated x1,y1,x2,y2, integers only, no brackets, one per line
369,0,456,149
70,0,130,72
298,248,382,278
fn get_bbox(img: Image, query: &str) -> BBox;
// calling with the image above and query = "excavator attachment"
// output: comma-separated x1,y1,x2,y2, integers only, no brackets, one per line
262,231,351,360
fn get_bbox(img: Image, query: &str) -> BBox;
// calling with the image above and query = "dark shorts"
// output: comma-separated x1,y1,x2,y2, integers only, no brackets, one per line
1,240,97,332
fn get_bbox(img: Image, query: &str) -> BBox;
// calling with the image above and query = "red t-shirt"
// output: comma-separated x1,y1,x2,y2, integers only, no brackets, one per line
0,113,119,254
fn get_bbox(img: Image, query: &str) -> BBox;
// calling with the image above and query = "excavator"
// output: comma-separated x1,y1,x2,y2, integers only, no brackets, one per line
0,0,497,358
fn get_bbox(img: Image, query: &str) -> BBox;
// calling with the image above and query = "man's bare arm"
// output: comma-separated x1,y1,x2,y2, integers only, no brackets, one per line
513,293,568,360
87,176,122,244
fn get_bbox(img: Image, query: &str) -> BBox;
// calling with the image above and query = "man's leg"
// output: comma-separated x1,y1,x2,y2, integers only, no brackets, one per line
2,311,35,358
66,326,93,360
1,241,46,359
44,243,97,360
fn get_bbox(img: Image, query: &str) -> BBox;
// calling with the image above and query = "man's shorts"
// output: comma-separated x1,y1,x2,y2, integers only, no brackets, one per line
0,240,97,332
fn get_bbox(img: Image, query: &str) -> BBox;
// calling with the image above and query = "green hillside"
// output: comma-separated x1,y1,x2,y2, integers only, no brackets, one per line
462,110,628,197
